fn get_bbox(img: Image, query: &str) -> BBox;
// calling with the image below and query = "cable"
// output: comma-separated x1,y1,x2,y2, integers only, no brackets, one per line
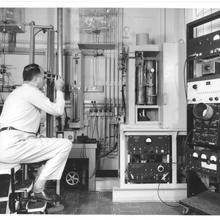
95,115,100,140
183,58,188,101
157,183,181,208
98,142,118,158
183,56,200,101
183,129,193,152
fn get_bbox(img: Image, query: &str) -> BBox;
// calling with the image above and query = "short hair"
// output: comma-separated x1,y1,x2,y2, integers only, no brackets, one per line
23,63,41,81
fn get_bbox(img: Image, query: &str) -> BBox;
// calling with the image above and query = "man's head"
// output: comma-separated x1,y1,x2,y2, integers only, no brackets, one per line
23,63,45,89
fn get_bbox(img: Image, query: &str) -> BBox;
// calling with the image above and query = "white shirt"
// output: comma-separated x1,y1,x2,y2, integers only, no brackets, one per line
0,83,65,133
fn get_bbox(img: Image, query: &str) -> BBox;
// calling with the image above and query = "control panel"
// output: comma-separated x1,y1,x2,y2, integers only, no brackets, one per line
187,11,220,81
186,11,220,195
190,103,220,148
187,149,220,181
126,135,171,184
188,78,220,104
187,31,220,60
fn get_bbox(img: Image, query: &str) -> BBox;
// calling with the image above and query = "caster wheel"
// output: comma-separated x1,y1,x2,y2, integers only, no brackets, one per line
62,168,81,189
65,171,80,186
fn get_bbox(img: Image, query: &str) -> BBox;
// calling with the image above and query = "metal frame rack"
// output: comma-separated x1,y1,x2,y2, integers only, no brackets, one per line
181,10,220,215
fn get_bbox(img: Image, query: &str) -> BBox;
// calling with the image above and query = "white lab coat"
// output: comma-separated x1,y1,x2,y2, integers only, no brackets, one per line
0,83,72,180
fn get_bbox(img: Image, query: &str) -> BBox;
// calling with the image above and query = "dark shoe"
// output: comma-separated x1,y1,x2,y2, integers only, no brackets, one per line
32,190,54,202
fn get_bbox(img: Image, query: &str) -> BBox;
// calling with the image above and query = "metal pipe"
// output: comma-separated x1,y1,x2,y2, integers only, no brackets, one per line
104,54,108,145
29,22,54,64
109,52,112,108
46,29,55,138
117,9,120,114
113,55,116,112
56,9,63,196
33,24,54,29
47,29,55,79
57,8,63,78
109,51,112,149
29,21,35,64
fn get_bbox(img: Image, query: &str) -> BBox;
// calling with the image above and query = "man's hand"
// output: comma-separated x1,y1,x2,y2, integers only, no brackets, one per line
55,78,64,91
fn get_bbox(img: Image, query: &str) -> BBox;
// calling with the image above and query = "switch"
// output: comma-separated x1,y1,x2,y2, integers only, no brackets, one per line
192,84,197,89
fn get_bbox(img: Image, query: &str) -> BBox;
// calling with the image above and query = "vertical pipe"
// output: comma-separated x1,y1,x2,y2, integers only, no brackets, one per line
104,54,108,145
57,8,63,78
117,9,120,114
113,56,116,110
46,29,55,137
109,51,112,150
57,8,63,197
29,21,35,64
109,52,112,108
113,55,116,150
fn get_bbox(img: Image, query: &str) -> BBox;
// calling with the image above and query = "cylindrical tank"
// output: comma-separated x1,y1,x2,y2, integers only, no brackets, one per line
145,60,157,105
136,33,149,45
135,52,146,105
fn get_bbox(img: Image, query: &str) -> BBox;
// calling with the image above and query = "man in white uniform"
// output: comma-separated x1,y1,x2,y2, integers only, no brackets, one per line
0,63,72,201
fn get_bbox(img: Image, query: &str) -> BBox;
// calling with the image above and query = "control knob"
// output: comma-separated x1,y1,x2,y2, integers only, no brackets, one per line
192,84,197,89
157,164,164,173
204,65,211,71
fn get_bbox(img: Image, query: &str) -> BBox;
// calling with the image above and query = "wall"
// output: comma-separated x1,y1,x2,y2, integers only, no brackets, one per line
0,8,191,172
123,8,164,45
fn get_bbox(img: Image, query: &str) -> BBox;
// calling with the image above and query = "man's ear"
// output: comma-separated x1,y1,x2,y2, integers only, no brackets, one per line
32,75,38,82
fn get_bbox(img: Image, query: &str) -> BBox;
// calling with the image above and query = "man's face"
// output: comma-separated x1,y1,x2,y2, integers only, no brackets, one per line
35,68,46,90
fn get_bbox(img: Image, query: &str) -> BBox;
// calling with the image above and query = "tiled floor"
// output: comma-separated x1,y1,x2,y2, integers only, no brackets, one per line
0,190,183,215
57,190,183,215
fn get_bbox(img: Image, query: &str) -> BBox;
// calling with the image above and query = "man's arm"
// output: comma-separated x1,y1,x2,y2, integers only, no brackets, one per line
27,78,65,116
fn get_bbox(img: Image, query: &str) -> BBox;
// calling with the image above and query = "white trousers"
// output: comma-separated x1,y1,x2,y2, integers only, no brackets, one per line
0,130,72,180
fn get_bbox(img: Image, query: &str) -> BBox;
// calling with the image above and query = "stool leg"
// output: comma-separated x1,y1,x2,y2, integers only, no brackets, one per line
56,180,60,195
21,164,28,182
8,168,16,213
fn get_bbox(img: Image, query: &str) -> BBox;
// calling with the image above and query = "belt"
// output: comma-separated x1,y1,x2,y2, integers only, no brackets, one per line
0,127,36,135
0,127,17,132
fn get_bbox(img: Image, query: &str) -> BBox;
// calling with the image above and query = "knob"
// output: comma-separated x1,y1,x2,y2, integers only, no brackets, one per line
209,97,213,101
146,137,152,144
157,165,164,173
215,97,219,101
192,98,196,102
204,65,211,71
192,84,197,89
